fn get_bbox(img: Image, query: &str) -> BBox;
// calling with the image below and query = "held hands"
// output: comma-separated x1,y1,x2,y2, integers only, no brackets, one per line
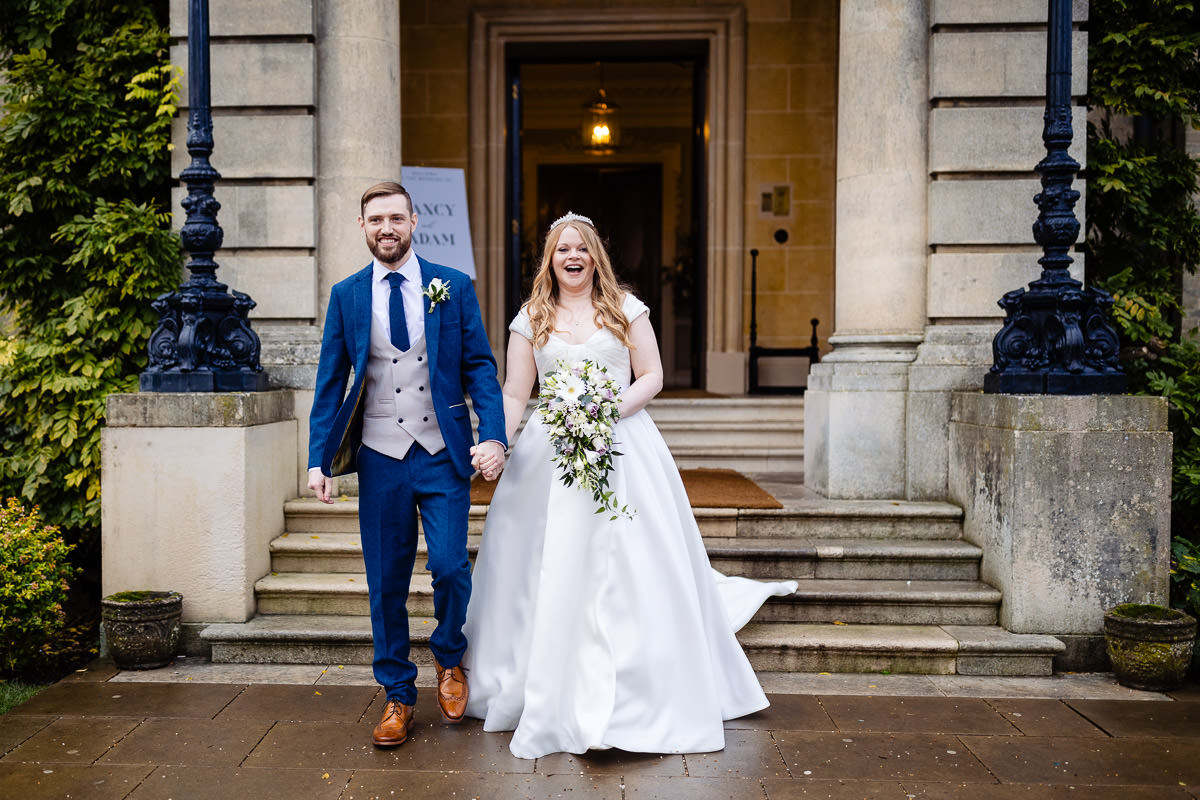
471,440,506,481
307,468,334,504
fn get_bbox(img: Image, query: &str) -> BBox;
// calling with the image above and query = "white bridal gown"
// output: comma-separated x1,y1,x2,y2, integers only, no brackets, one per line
462,294,798,759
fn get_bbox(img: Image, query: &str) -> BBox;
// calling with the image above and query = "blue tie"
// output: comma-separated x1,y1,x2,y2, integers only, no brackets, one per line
385,271,410,352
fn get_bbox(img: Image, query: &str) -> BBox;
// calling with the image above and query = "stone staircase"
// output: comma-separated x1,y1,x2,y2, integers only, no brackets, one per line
200,398,1064,675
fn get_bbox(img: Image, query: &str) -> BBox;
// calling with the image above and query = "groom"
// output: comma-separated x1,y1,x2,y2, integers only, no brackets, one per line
308,181,506,747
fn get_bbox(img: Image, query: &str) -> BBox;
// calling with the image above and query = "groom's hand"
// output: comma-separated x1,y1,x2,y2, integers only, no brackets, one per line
308,467,334,504
471,440,506,481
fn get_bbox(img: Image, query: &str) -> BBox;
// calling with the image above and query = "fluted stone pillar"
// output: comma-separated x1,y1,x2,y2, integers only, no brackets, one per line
804,0,928,498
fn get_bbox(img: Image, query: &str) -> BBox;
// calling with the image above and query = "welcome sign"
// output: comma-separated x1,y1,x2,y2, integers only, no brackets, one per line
401,166,477,279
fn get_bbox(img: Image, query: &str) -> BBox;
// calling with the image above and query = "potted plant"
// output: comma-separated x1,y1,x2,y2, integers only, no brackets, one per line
1104,602,1197,691
101,590,182,670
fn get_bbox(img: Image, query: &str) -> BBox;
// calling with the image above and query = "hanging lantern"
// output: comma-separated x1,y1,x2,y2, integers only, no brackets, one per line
581,88,620,154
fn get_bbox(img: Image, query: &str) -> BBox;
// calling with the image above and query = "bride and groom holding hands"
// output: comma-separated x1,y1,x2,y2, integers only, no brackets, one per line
307,181,796,760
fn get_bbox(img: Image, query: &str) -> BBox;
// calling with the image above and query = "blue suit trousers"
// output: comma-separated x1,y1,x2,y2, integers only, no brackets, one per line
357,443,472,704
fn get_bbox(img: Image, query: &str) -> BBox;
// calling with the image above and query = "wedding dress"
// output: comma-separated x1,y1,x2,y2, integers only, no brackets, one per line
462,294,798,759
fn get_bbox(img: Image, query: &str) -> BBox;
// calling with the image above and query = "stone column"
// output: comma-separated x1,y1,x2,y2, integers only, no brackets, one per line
102,393,298,629
907,3,1090,500
316,0,402,310
804,0,928,498
301,0,401,495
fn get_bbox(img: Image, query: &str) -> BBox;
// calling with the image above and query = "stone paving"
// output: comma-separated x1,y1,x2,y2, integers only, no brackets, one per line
2,659,1199,799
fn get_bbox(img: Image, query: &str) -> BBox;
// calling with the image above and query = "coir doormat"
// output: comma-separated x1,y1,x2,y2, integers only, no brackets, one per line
470,467,782,509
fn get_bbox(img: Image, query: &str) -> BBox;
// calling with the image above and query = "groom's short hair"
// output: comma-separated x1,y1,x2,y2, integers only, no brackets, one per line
360,181,414,217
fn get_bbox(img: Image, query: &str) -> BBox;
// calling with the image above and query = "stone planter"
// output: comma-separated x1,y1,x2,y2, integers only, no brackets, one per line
101,590,182,670
1104,603,1197,691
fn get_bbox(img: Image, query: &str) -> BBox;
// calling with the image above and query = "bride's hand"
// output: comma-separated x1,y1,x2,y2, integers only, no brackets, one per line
471,440,506,481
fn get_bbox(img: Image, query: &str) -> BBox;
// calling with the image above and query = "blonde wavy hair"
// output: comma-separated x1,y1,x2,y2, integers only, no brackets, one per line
525,219,634,348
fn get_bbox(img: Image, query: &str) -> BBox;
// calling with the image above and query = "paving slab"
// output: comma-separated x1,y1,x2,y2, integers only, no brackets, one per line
725,694,835,731
344,769,623,799
108,659,331,685
535,749,687,777
772,731,995,783
897,782,1195,798
1067,698,1200,738
684,729,789,779
960,734,1200,786
215,683,377,722
983,698,1108,738
817,696,1019,735
126,766,350,800
926,673,1168,700
9,681,244,719
759,672,944,696
762,778,912,799
242,718,534,773
625,775,768,799
0,762,153,799
99,717,275,766
1,716,141,764
0,714,54,756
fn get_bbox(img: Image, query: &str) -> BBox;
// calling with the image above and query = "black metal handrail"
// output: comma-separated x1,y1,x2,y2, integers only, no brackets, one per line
748,247,820,395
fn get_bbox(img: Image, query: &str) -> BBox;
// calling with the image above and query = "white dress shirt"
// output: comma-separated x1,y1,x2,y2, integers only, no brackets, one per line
372,252,423,347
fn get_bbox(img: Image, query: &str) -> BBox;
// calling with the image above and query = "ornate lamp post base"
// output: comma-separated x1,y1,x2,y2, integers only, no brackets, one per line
139,285,270,392
984,282,1125,395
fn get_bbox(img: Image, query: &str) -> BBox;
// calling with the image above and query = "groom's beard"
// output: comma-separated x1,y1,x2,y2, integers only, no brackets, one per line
367,231,412,265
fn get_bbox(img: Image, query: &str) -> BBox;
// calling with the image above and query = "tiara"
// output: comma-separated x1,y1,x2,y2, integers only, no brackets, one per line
549,211,594,231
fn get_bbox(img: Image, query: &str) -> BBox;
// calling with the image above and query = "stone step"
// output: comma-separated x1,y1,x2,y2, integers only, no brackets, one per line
281,495,965,540
270,532,981,582
785,579,1000,625
254,572,997,625
199,614,1064,677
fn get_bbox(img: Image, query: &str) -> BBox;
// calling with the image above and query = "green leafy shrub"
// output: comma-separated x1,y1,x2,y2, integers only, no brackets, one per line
1087,1,1200,587
0,499,79,677
0,2,182,548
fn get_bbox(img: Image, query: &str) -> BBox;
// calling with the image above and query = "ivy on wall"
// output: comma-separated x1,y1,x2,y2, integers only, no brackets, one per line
1086,1,1200,599
0,1,182,551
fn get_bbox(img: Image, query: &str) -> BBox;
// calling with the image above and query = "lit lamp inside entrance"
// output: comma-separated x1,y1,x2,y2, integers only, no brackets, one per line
581,88,620,154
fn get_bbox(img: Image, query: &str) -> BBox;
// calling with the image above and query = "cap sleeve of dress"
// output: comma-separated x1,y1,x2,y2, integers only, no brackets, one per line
622,293,649,323
508,306,534,341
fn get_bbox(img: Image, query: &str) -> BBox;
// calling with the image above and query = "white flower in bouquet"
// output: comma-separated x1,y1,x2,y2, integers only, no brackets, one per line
536,358,634,520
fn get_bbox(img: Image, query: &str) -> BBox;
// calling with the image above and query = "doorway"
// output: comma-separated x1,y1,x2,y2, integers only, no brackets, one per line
470,7,747,393
508,56,704,387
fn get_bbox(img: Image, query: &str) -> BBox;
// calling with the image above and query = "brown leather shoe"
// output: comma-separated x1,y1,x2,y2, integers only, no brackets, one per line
434,660,468,722
372,699,414,747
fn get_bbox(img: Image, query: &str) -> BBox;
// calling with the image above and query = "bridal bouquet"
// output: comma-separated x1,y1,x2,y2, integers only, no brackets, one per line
537,359,633,520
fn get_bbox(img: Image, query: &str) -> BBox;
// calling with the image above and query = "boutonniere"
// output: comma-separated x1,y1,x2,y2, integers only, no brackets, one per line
422,278,450,312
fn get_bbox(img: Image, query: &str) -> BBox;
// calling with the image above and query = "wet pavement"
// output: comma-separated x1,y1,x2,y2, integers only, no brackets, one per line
2,659,1199,799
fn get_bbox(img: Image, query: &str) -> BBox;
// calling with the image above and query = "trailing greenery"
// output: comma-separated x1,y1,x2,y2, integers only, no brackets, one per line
0,499,78,677
1087,1,1200,615
0,1,182,549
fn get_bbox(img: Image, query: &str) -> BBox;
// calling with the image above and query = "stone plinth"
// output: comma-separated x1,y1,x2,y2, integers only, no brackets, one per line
102,392,298,624
948,392,1171,665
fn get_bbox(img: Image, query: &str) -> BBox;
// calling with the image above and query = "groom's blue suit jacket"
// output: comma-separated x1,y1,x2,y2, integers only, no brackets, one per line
308,257,506,479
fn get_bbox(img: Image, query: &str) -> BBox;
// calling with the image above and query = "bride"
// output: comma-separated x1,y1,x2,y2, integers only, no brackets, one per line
463,212,797,759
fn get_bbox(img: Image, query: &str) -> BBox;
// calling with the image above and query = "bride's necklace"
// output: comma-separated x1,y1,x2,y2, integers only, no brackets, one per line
557,304,593,329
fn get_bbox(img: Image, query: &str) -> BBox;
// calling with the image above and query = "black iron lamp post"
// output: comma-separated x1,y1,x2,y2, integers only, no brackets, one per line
140,0,268,392
984,0,1124,394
